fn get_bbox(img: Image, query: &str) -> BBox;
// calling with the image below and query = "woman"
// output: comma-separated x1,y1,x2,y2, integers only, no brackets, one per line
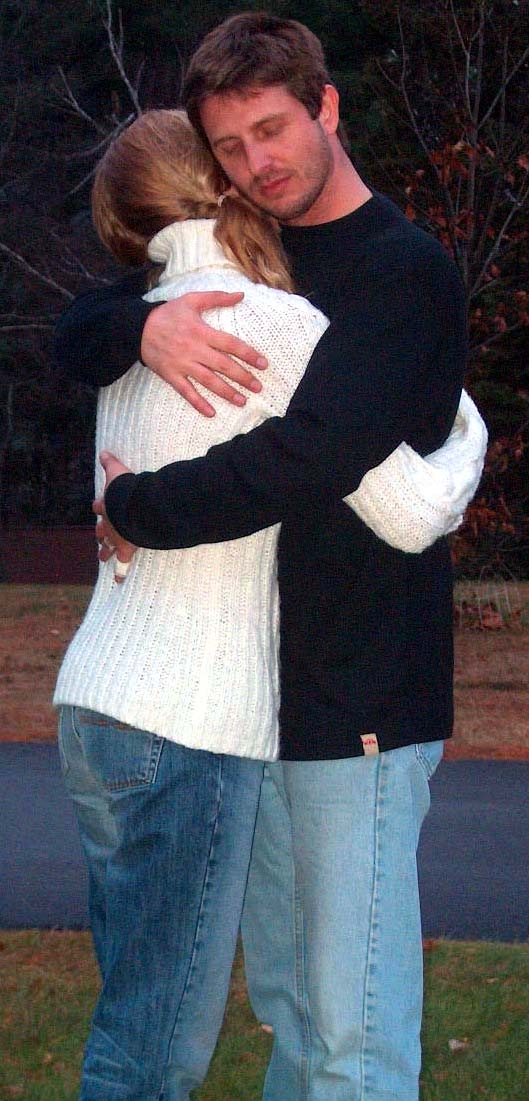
54,110,485,1100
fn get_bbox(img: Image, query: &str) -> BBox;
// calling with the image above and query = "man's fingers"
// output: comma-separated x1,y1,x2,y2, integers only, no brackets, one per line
93,499,135,578
173,376,216,417
184,290,245,311
185,299,268,372
175,359,252,406
168,356,264,411
204,329,268,375
114,558,132,584
99,449,121,478
113,540,136,563
95,516,115,563
139,291,268,412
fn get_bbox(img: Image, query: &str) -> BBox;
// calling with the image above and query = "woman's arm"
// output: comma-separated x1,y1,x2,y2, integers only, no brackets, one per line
345,390,487,552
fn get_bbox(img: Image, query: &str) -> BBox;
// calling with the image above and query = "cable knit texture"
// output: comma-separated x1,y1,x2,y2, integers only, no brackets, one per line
54,220,328,759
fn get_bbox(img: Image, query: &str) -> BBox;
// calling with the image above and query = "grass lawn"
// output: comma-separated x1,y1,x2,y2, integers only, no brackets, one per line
1,932,529,1100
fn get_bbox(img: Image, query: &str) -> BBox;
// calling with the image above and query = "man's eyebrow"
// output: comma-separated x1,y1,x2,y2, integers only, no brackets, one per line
212,113,287,147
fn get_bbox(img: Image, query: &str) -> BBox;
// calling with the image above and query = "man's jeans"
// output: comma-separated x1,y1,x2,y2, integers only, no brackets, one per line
58,706,263,1101
241,742,444,1101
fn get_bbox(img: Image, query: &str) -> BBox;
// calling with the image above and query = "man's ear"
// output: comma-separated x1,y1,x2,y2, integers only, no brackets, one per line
319,84,340,135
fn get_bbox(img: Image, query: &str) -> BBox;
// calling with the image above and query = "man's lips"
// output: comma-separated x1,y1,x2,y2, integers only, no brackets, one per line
256,175,291,197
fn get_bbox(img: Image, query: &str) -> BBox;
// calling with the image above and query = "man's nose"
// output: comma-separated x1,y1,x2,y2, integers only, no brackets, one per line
246,143,273,177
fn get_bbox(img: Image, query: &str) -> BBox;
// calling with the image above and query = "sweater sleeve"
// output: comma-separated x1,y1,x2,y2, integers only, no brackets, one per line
105,254,467,550
345,389,487,552
53,270,155,387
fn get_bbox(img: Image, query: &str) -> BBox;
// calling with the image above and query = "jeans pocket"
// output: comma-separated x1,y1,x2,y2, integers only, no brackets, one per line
415,739,444,781
71,707,165,792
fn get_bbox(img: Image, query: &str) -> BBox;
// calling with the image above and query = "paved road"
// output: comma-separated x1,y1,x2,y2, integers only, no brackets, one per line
1,743,528,940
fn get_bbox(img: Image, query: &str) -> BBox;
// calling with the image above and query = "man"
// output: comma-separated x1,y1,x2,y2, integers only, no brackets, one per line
55,14,468,1100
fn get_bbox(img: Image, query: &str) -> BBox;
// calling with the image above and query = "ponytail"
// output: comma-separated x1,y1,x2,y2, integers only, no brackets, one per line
214,193,294,293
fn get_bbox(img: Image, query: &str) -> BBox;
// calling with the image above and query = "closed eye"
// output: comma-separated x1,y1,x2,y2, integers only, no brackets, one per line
216,140,242,158
260,122,285,138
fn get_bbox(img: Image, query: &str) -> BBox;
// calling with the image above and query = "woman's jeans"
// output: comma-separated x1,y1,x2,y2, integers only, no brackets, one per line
58,705,264,1101
241,742,444,1101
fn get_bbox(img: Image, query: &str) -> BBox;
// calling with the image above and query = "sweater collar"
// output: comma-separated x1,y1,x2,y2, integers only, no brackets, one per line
148,219,239,284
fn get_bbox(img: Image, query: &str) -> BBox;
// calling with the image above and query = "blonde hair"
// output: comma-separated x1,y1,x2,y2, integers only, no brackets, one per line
91,109,294,292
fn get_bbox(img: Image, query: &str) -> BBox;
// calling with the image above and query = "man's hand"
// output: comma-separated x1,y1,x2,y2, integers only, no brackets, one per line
93,451,137,583
141,291,268,417
99,450,131,490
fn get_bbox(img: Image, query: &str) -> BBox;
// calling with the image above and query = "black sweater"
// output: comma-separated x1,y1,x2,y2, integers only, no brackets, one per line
54,195,467,759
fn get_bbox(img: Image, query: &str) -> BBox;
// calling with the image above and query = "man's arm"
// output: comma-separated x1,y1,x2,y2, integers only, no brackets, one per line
105,263,467,550
53,270,154,388
53,275,269,416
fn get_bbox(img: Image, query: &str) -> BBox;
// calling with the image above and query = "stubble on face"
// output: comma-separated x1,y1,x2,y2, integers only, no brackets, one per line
200,87,337,226
239,123,334,225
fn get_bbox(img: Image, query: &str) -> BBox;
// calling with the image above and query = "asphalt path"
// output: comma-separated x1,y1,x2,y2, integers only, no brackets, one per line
1,743,528,941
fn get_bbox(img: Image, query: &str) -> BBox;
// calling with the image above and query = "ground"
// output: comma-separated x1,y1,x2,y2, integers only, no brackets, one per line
449,626,529,759
0,582,528,757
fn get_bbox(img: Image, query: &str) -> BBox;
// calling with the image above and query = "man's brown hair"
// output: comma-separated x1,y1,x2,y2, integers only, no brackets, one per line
183,11,349,151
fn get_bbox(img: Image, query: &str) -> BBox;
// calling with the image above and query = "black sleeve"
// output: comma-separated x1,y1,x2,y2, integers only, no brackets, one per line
105,258,467,550
53,269,157,387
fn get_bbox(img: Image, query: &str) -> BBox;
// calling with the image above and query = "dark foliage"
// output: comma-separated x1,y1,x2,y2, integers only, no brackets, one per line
1,0,527,574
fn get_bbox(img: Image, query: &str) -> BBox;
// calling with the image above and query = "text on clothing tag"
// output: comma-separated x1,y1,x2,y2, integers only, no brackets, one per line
360,733,380,756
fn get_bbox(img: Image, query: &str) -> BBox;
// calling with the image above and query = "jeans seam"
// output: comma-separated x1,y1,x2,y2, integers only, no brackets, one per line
360,755,385,1101
293,881,311,1099
57,708,70,776
161,756,224,1095
283,767,311,1100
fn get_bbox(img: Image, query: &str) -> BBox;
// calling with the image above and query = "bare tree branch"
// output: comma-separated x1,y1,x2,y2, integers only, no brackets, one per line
0,243,74,300
101,0,142,116
55,67,108,135
0,322,54,333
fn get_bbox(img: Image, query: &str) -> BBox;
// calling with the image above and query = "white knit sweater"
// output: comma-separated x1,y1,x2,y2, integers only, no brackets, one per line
54,220,328,760
54,218,486,758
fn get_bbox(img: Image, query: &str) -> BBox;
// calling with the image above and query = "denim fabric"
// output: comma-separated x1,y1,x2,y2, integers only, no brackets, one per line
241,742,444,1101
58,705,263,1101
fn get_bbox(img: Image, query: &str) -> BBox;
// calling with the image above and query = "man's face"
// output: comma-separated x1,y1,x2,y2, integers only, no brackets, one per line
199,84,338,226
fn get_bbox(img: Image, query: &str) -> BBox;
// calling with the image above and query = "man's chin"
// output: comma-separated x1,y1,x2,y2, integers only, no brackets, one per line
240,182,320,224
255,195,313,224
256,182,328,225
